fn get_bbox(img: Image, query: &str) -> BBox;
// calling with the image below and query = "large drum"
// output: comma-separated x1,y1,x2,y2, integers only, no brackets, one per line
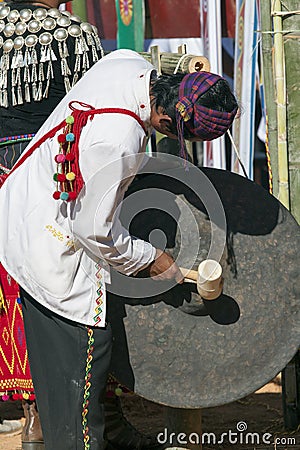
107,155,300,408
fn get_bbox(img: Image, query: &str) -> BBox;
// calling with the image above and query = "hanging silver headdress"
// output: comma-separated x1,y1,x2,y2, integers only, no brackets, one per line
0,3,104,107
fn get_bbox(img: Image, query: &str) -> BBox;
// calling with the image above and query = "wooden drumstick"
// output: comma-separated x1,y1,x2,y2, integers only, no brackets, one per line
179,260,223,300
179,267,198,282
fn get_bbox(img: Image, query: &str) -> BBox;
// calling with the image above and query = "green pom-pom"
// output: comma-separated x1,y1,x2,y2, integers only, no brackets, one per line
53,173,58,182
66,115,74,125
115,387,122,397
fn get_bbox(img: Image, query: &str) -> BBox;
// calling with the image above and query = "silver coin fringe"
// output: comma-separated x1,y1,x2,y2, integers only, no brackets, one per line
0,3,104,107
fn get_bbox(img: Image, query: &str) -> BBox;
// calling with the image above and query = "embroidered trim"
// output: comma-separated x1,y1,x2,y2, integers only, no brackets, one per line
0,134,35,147
82,327,94,449
0,389,35,400
94,263,103,326
0,284,4,310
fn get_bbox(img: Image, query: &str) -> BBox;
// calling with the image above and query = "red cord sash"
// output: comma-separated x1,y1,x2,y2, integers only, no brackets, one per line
0,102,147,190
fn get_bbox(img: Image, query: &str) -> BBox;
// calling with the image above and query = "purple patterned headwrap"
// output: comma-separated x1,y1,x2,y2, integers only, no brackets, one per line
176,71,238,157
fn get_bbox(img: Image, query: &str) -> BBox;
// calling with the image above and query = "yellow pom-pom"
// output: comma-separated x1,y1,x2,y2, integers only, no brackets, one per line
66,172,76,181
22,392,30,400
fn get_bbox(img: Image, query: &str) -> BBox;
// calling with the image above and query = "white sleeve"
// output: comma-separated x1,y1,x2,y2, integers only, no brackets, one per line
69,141,156,275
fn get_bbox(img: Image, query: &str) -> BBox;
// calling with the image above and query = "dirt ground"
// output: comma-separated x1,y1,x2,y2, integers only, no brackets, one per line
0,376,299,450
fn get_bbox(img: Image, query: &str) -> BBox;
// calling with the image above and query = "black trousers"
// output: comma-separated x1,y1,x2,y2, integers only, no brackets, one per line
21,289,112,450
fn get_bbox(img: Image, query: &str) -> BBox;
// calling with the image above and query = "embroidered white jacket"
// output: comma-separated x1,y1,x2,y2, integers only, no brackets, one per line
0,50,156,327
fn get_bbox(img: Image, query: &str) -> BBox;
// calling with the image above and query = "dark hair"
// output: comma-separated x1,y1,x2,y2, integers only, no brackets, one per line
151,74,184,135
151,73,238,137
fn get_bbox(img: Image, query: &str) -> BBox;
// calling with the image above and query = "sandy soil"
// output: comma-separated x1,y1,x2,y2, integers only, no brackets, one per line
0,376,299,450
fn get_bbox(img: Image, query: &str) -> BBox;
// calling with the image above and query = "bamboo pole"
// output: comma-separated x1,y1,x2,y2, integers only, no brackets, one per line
260,0,279,197
272,0,290,209
284,0,300,223
275,2,300,429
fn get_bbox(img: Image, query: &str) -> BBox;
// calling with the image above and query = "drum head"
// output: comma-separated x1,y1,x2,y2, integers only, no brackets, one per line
107,161,300,408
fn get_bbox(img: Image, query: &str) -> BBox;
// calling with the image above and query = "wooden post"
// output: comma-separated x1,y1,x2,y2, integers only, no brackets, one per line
282,351,300,430
164,407,202,450
284,0,300,223
115,0,145,51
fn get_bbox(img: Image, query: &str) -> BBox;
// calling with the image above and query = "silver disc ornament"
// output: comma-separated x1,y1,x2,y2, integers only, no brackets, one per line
7,9,19,23
15,22,27,36
13,36,24,51
39,32,53,46
33,8,47,21
0,6,10,20
28,19,41,34
47,8,61,19
25,34,38,48
42,17,56,32
19,9,32,22
3,38,14,53
68,24,82,38
57,16,71,28
54,28,68,42
3,22,15,38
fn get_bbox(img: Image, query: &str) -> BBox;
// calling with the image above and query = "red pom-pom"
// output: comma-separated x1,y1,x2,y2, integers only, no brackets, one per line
65,152,75,161
57,173,66,182
105,391,114,398
55,154,66,163
58,134,66,144
29,394,35,401
68,191,77,201
12,393,19,401
53,191,61,200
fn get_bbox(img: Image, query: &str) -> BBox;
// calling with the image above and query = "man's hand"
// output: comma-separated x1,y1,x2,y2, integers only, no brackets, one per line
146,249,184,284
